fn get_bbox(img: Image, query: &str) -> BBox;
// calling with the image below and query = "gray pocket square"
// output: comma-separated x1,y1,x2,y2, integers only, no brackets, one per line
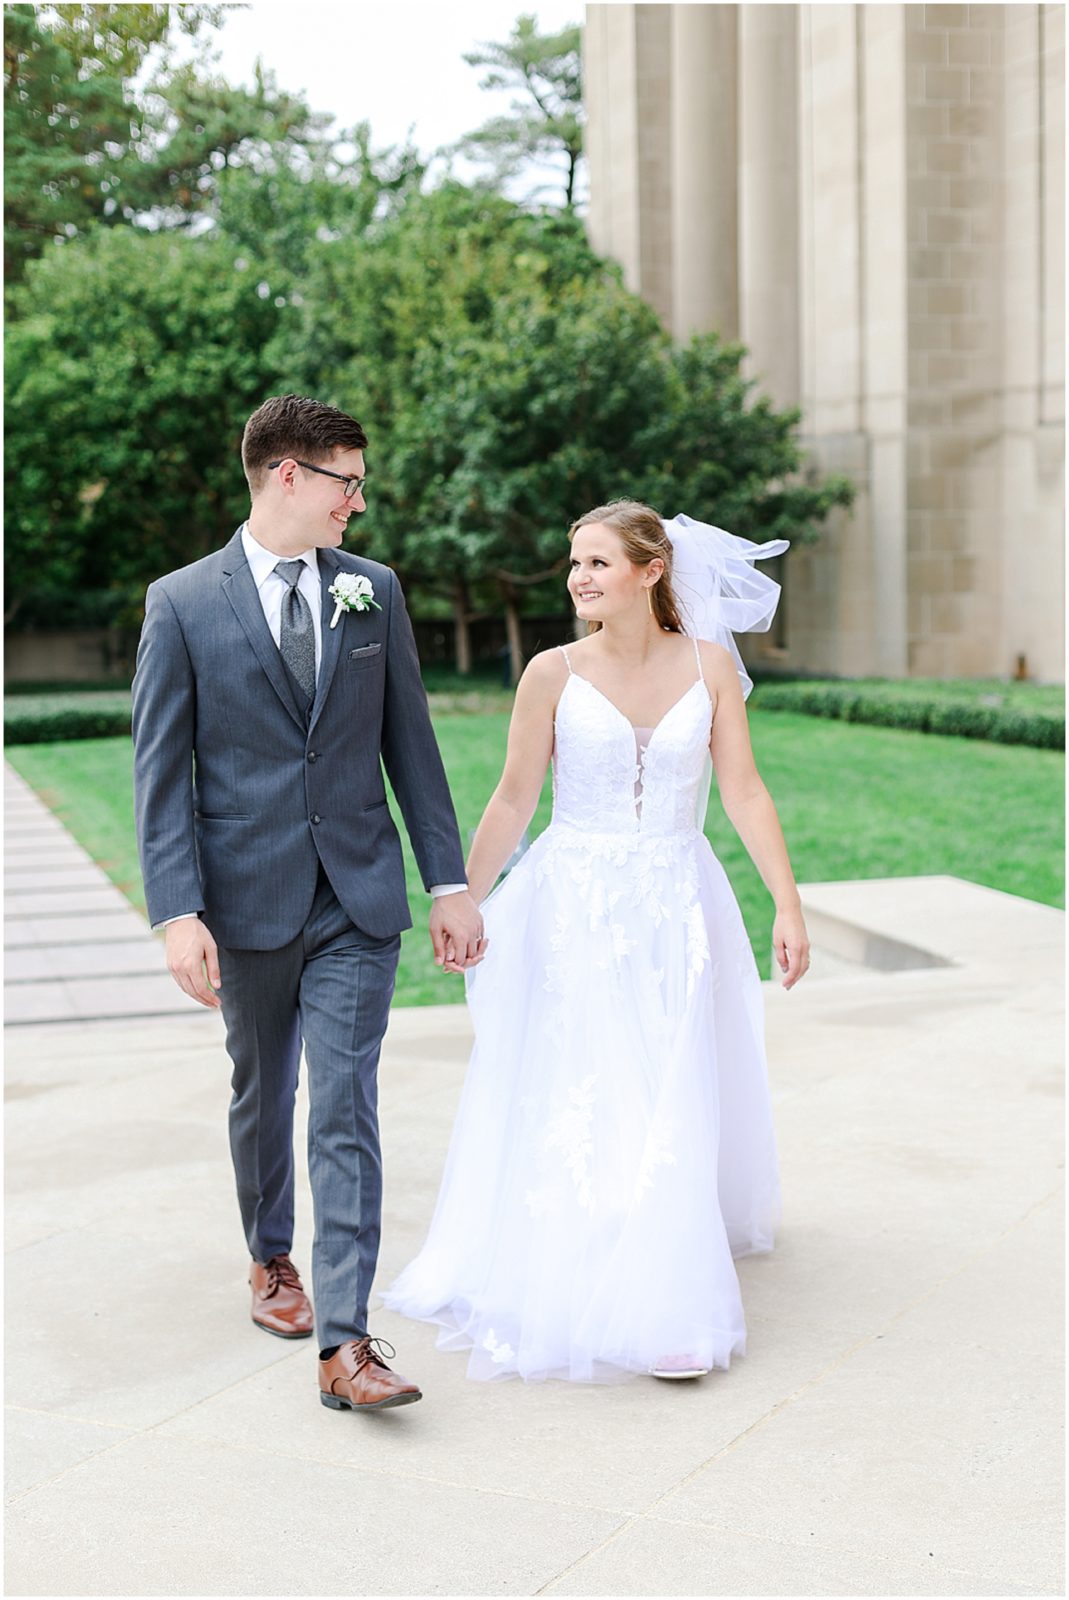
348,643,382,660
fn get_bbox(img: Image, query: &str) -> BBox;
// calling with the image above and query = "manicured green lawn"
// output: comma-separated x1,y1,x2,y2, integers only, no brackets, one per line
7,710,1063,1005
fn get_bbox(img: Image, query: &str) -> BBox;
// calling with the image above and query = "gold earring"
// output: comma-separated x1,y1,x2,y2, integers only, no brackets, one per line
646,586,654,615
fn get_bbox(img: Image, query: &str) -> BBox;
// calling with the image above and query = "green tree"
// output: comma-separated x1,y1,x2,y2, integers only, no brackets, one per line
278,185,851,683
4,134,851,677
278,186,614,675
122,55,325,230
209,119,425,283
3,3,320,281
4,227,286,621
456,12,583,209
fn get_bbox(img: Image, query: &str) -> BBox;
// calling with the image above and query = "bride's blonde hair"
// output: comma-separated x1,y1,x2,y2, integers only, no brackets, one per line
568,500,685,634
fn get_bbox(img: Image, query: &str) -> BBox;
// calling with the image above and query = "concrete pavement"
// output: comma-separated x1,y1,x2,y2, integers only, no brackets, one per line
4,852,1063,1596
4,764,200,1025
3,758,1064,1594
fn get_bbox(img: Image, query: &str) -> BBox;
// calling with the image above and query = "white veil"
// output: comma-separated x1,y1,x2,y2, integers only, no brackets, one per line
663,513,790,701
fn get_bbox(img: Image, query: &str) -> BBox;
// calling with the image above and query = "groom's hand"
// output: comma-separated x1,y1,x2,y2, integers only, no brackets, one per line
429,891,487,975
165,918,222,1008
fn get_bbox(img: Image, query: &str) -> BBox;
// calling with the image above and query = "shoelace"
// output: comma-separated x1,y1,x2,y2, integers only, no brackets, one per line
348,1335,397,1372
264,1256,303,1297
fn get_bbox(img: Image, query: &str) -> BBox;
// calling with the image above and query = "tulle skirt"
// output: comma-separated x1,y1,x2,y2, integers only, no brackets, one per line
381,824,781,1383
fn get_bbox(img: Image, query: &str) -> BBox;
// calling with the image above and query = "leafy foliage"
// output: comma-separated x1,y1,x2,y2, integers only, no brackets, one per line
276,184,852,675
5,227,286,620
210,120,425,281
279,187,614,587
454,12,583,208
4,2,321,281
121,56,325,231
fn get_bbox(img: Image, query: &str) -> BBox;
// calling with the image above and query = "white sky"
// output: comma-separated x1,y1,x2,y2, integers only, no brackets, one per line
186,1,587,202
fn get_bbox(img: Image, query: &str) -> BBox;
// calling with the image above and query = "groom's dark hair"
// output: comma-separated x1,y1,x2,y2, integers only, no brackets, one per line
242,394,368,491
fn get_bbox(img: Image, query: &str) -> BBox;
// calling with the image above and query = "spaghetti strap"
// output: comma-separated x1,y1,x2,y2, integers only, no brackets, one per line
691,636,703,679
558,644,573,674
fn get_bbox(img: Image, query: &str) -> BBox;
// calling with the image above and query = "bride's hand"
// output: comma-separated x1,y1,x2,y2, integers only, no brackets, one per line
439,934,489,975
430,891,487,974
773,906,810,989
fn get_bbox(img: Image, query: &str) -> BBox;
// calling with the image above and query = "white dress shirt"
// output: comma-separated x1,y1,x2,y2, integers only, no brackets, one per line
156,525,465,928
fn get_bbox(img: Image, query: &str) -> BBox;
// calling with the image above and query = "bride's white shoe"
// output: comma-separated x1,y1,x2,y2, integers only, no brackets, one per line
649,1356,710,1380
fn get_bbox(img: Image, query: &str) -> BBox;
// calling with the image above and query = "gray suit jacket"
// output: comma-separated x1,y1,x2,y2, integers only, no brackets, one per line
131,529,466,949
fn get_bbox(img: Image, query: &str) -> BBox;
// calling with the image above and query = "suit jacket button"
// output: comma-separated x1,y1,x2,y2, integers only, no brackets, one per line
310,813,321,824
307,751,318,762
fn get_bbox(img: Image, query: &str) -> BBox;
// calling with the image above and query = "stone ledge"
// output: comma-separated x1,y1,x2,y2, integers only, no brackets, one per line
797,873,1062,977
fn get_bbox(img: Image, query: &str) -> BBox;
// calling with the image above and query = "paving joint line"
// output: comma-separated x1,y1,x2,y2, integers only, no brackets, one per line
4,864,112,873
5,1028,219,1052
632,1186,1066,1525
3,1351,302,1509
4,1009,201,1028
132,1357,643,1518
136,1421,645,1518
5,1428,161,1510
6,971,168,986
3,935,159,950
530,1198,1063,1592
5,914,149,925
533,1515,640,1594
4,1188,240,1253
639,1504,1033,1566
539,1505,1045,1594
5,1404,133,1434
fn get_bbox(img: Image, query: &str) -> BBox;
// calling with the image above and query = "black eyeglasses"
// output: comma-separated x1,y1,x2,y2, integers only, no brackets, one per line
268,459,366,498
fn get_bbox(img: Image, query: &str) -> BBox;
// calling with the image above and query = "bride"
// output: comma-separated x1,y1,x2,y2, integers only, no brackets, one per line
383,500,810,1383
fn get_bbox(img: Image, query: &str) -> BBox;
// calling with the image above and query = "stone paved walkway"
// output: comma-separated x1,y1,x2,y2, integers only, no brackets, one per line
4,763,199,1025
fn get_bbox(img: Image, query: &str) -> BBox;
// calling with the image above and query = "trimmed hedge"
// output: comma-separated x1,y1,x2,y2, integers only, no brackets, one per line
748,680,1064,749
4,679,1065,750
4,691,133,745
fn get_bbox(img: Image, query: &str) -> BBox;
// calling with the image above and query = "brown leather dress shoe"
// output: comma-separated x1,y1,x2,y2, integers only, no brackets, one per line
249,1255,314,1339
319,1337,422,1411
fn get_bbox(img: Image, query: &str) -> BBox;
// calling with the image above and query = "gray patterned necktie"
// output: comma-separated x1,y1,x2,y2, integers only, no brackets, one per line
274,560,316,703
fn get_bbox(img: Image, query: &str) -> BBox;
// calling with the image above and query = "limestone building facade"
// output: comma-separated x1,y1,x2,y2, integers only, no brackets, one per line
584,3,1065,681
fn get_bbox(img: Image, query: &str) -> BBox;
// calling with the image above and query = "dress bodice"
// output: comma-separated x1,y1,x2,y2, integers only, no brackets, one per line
551,647,714,838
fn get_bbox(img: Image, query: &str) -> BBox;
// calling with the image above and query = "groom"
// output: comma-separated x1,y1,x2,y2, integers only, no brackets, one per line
131,393,483,1412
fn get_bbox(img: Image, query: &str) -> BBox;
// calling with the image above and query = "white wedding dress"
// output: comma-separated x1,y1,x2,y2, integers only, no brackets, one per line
382,639,781,1383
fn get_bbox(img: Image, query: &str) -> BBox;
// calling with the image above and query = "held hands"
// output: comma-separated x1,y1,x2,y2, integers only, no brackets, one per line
773,904,811,990
164,918,222,1009
429,891,488,976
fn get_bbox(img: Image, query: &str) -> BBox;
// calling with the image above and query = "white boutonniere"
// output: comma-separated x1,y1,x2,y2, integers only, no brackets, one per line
328,573,381,629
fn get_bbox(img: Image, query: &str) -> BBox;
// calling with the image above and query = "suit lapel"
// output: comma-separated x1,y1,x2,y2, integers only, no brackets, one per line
221,532,307,732
310,546,346,734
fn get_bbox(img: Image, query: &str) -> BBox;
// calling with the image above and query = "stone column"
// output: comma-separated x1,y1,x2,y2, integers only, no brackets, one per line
1000,2,1065,683
584,4,673,324
584,4,642,291
635,3,674,326
798,3,863,437
669,4,739,341
1039,1,1064,429
739,4,801,411
861,3,909,676
790,3,871,676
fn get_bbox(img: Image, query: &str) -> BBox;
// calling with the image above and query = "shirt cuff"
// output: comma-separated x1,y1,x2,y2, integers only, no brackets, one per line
154,913,200,929
429,883,468,898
